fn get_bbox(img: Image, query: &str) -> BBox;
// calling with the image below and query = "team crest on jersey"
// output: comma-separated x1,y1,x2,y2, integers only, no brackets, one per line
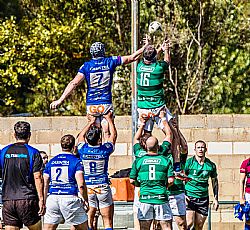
139,66,155,72
143,159,161,164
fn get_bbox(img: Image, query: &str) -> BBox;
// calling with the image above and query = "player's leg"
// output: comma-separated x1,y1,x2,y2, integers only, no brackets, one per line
99,205,114,229
97,186,114,229
43,223,58,230
133,187,140,230
138,203,154,230
186,210,195,229
87,206,98,229
169,193,187,230
73,221,88,230
245,220,250,230
154,203,173,230
193,212,207,230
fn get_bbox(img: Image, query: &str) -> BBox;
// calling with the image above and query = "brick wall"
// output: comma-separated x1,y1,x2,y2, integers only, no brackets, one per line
1,115,249,202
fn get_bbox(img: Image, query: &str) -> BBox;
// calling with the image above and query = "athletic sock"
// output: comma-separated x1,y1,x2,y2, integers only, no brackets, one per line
245,224,250,230
88,228,93,230
174,162,181,172
105,228,113,230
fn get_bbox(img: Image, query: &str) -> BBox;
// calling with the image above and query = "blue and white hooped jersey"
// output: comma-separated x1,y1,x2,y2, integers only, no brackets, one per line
43,153,83,195
78,142,114,186
78,56,122,105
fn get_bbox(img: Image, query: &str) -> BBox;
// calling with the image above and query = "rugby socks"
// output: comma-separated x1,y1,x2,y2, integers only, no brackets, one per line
105,228,113,230
88,228,93,230
245,224,250,230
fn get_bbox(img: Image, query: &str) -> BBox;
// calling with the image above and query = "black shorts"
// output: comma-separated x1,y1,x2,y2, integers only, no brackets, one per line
3,199,41,228
186,196,209,216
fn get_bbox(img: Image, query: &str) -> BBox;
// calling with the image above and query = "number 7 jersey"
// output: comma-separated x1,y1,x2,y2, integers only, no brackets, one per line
78,56,122,105
136,60,169,109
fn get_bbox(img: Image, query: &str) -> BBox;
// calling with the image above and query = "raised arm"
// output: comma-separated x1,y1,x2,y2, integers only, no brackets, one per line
50,73,85,109
159,110,173,144
160,39,171,64
34,171,46,216
77,114,96,144
103,111,117,145
121,36,149,65
43,173,50,204
211,177,219,211
133,115,148,144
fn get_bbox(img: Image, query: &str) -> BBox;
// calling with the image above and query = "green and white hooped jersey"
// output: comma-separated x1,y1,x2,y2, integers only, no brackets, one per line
136,60,169,109
184,156,217,198
130,154,174,204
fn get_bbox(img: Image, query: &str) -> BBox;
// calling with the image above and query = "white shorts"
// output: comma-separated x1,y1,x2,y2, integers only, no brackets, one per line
137,106,173,131
88,185,113,209
133,187,141,212
137,202,173,221
44,195,88,225
169,193,186,216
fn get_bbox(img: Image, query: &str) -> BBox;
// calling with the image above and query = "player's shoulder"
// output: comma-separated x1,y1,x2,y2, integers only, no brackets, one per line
24,144,40,154
204,157,217,167
103,142,114,150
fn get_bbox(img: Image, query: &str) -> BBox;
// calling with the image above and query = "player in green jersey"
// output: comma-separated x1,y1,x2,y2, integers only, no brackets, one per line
130,111,174,230
132,112,172,230
136,40,187,173
184,140,219,230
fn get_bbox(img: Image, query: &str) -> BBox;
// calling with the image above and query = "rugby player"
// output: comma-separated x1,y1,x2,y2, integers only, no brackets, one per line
77,111,117,230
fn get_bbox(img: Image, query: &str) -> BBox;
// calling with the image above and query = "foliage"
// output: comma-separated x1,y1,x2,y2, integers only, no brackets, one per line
0,0,249,115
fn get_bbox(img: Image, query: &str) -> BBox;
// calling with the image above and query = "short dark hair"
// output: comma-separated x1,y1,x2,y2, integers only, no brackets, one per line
139,132,151,151
86,125,102,146
143,45,157,62
61,134,75,151
14,121,31,140
195,140,207,148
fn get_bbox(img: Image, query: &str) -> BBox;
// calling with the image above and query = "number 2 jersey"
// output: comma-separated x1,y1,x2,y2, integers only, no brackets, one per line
43,153,83,195
78,56,122,106
77,142,114,187
136,60,169,109
130,154,174,204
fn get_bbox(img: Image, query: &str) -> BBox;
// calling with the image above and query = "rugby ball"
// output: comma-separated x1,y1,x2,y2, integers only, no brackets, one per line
148,21,162,34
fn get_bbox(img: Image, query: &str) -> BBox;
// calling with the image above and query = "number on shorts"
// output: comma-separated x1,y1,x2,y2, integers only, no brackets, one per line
140,73,150,86
149,165,155,180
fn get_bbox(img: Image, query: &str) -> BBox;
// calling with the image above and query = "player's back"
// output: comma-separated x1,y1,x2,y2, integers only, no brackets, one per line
44,153,83,195
1,143,41,201
134,154,174,204
78,142,114,186
78,56,122,105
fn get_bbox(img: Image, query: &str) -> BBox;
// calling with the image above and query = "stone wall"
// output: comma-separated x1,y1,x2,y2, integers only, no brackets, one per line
1,114,250,202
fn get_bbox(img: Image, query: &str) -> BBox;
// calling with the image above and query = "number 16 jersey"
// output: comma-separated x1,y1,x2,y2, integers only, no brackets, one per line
136,60,169,109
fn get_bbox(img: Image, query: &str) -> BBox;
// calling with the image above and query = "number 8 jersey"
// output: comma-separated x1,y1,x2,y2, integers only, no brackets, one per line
78,56,122,106
136,60,169,109
77,142,114,187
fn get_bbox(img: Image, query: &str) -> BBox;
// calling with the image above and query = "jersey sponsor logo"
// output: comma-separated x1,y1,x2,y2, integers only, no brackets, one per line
5,153,27,158
89,105,105,113
90,65,110,71
51,160,70,166
143,159,161,164
139,66,155,72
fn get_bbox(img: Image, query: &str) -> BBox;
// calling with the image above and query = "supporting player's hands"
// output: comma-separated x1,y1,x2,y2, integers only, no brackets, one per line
103,111,113,121
240,198,246,206
87,114,96,124
213,199,219,211
50,99,63,109
159,110,166,119
38,200,46,216
139,113,148,126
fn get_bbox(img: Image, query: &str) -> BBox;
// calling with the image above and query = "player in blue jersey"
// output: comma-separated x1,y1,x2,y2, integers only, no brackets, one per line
43,135,89,230
77,111,117,230
50,40,149,138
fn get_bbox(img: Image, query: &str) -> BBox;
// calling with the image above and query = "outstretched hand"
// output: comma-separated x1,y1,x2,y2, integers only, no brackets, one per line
161,39,171,51
50,99,62,109
143,35,150,46
87,114,96,124
103,111,113,120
